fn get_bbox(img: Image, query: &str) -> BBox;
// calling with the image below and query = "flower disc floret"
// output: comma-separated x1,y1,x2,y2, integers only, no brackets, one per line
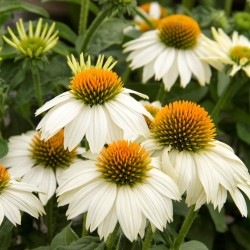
70,68,123,106
96,140,152,186
30,130,77,169
0,165,10,192
152,101,216,152
230,45,250,65
158,14,201,49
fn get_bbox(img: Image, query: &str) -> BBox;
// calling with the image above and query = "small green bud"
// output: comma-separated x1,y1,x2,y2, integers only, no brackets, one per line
233,12,250,32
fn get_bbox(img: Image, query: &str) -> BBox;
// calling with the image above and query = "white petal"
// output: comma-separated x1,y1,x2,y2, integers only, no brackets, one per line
230,189,247,217
35,92,71,115
86,106,107,153
154,48,175,80
177,51,192,88
116,187,141,241
86,183,117,232
64,106,91,151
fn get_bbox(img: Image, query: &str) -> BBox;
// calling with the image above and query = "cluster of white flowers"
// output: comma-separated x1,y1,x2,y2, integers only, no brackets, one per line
1,11,250,243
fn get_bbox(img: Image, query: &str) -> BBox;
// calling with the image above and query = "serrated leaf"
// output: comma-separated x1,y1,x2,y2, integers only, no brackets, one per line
0,1,49,17
180,240,209,250
207,204,228,233
236,123,250,145
0,219,14,250
0,139,8,158
50,224,79,250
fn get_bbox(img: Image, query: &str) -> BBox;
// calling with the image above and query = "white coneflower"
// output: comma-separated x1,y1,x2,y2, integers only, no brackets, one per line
124,14,223,91
3,18,58,59
35,54,153,153
143,100,250,216
57,140,180,241
202,27,250,77
0,164,44,226
134,2,167,32
1,130,84,205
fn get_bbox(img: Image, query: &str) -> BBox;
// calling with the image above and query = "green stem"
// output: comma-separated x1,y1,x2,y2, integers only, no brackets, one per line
46,196,56,243
171,205,198,250
181,0,195,9
142,225,153,250
122,66,131,83
78,0,89,35
106,224,119,250
211,76,246,122
81,7,110,52
224,0,233,16
31,66,43,107
82,212,88,237
132,6,154,29
156,83,166,104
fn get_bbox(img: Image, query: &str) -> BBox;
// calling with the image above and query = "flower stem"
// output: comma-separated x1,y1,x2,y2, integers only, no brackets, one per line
78,0,89,35
142,225,153,250
171,205,198,250
81,7,110,52
156,83,166,104
132,6,154,29
82,212,88,237
106,224,119,250
31,66,43,107
211,75,246,122
224,0,233,16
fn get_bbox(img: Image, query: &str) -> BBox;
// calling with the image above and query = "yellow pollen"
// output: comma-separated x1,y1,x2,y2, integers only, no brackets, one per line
152,101,216,152
30,130,77,169
158,14,201,49
69,68,123,106
230,45,250,65
0,165,11,192
96,140,152,187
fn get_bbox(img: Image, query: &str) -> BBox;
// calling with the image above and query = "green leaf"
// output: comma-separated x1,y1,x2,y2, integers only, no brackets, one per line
79,18,130,55
0,1,49,17
236,122,250,145
206,204,228,233
55,236,105,250
180,240,209,250
217,71,230,96
50,224,79,250
33,247,50,250
52,21,77,45
41,0,99,14
231,224,250,249
150,244,168,250
0,139,8,158
0,219,14,250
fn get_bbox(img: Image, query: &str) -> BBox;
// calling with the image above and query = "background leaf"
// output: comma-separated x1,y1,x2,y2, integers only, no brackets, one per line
0,219,14,250
0,138,8,158
50,224,79,250
180,240,209,250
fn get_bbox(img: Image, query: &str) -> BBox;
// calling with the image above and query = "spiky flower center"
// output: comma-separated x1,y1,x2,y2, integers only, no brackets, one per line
96,140,152,187
152,101,216,152
0,165,11,192
158,14,201,50
230,45,250,65
30,130,77,169
144,104,161,128
69,68,123,107
19,37,46,57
